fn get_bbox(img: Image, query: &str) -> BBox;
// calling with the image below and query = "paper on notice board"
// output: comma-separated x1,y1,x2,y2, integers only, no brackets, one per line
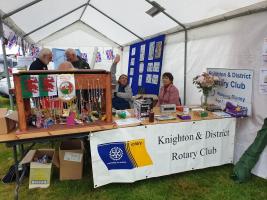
130,58,135,66
153,62,160,72
148,41,155,60
147,63,153,72
152,74,159,85
130,68,134,76
146,74,152,83
140,45,145,61
139,63,144,73
259,68,267,94
155,41,162,59
129,77,133,86
138,75,143,86
131,47,136,56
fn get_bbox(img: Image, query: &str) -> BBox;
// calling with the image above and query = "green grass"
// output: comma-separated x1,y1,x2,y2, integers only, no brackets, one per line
1,142,267,200
0,96,10,108
0,96,267,200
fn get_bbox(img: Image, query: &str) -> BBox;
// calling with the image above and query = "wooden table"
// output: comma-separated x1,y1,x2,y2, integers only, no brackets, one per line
0,108,223,200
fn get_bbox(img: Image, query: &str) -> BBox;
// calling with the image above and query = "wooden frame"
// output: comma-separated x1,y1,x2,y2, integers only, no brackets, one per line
13,70,112,132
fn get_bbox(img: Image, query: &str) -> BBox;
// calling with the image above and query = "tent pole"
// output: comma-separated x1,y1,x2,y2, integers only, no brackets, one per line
79,0,91,20
2,0,43,19
144,0,188,104
21,39,25,56
184,30,188,105
0,17,14,109
160,11,188,105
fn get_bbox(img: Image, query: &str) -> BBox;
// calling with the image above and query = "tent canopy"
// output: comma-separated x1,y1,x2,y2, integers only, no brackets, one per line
1,0,267,47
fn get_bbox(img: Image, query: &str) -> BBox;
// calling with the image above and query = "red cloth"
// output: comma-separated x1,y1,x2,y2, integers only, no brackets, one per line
157,84,180,106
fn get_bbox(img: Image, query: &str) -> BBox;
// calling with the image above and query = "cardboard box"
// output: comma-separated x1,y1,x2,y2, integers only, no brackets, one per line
59,139,84,180
20,149,59,189
0,108,17,134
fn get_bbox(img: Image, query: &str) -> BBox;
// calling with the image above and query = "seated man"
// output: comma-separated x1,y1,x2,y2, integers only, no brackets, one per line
65,48,90,69
111,55,133,110
29,48,52,70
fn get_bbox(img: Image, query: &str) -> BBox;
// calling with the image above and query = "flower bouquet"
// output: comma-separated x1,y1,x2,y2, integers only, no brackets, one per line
193,72,219,107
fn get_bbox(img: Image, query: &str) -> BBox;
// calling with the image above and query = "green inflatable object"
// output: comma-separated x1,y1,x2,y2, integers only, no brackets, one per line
232,118,267,183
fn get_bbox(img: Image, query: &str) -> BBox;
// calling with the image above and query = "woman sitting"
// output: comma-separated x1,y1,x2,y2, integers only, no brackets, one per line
111,55,133,110
156,72,181,106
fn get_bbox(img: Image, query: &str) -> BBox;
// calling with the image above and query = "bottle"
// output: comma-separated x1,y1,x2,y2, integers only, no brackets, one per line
183,106,189,115
149,111,154,123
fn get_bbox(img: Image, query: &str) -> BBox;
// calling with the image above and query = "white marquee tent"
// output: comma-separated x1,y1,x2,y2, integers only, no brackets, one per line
1,0,267,180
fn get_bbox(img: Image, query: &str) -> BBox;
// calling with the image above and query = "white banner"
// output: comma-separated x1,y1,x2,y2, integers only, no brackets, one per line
207,68,253,116
90,118,236,187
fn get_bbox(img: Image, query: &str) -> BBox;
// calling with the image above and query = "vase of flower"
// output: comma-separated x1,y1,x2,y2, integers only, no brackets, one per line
201,92,209,108
193,72,219,109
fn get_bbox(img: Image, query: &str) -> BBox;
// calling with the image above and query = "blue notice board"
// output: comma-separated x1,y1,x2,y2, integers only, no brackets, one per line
127,35,165,95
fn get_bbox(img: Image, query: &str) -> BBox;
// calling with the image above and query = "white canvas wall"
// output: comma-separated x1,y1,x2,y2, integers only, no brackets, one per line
168,12,267,179
122,11,267,179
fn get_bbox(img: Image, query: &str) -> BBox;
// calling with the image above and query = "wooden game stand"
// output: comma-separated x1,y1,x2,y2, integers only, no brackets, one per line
13,70,114,135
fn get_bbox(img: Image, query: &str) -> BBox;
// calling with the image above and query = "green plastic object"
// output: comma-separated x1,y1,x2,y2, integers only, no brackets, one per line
200,111,208,117
118,111,127,119
231,118,267,183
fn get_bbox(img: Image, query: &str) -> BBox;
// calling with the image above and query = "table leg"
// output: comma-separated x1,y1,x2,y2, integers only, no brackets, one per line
19,144,24,160
13,145,19,200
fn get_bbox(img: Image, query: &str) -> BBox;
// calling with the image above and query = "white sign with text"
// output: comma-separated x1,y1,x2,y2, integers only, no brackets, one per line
207,68,253,116
90,118,236,187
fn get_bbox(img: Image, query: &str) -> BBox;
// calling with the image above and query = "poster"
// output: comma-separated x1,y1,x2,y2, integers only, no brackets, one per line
259,68,267,94
155,41,162,59
146,74,152,83
130,58,135,66
147,63,153,72
148,41,155,60
57,74,76,101
138,75,143,86
153,62,160,72
207,68,253,116
140,45,145,61
152,74,159,85
139,63,144,73
90,118,236,187
129,77,133,86
131,47,136,56
130,68,134,76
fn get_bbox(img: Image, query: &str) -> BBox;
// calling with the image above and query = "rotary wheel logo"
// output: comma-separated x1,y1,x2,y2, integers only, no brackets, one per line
59,81,74,95
109,147,123,161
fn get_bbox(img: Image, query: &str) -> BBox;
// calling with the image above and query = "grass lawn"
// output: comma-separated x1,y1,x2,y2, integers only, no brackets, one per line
0,96,267,200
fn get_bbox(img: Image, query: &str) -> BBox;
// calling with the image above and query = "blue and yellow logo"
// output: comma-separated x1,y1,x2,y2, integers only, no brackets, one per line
97,139,153,170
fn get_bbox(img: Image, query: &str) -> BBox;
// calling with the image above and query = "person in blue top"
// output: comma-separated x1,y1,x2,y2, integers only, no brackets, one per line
111,55,133,110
